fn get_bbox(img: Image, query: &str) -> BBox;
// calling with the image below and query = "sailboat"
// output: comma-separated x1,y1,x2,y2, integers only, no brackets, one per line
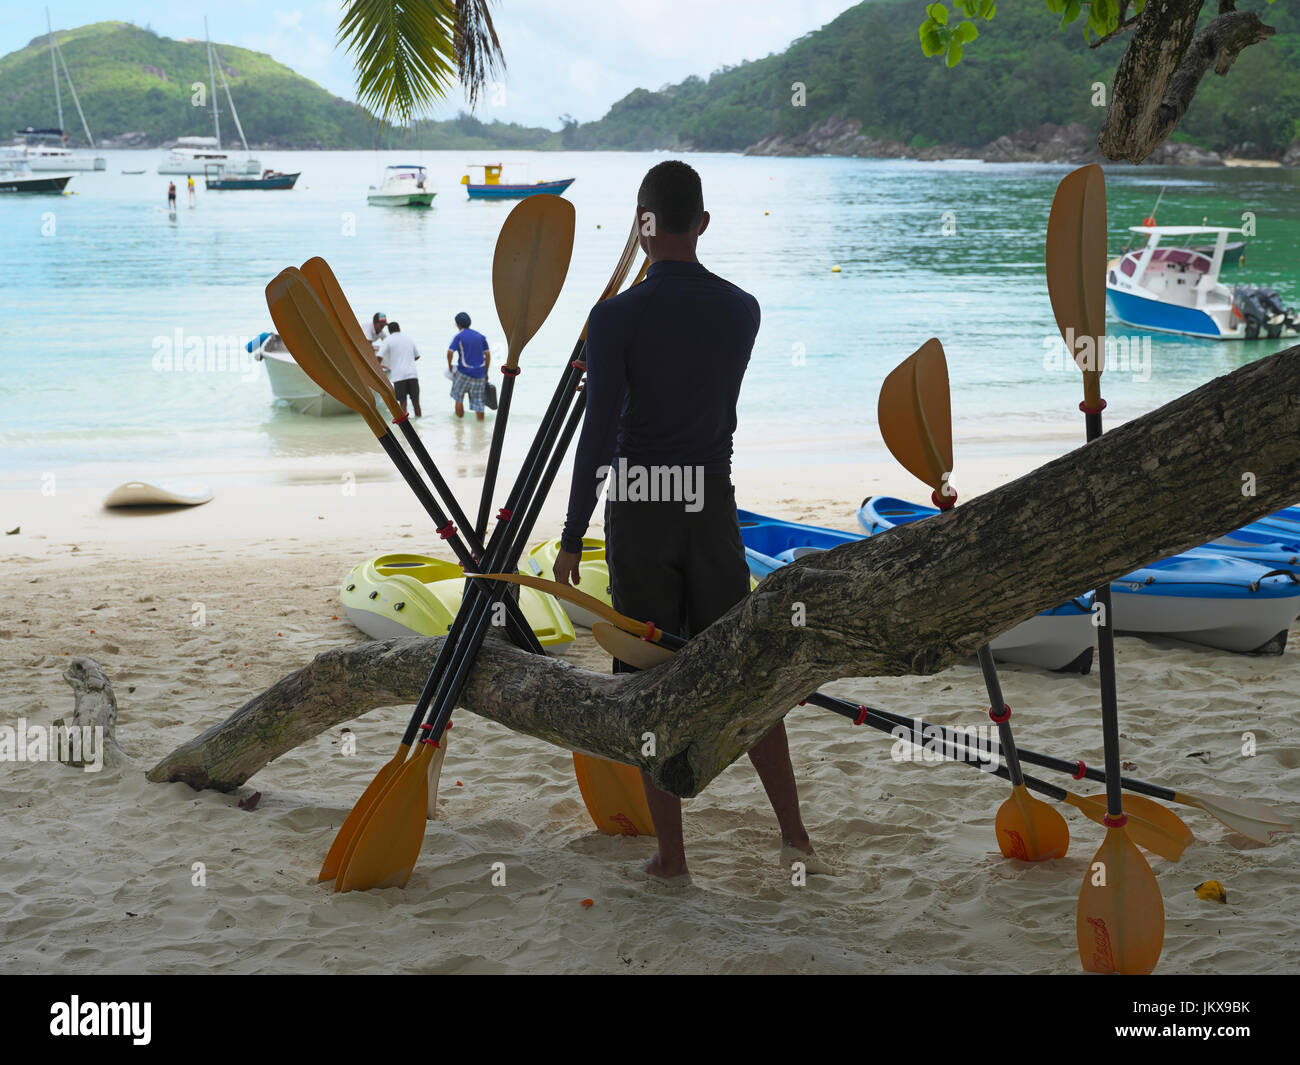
4,11,105,171
158,18,260,176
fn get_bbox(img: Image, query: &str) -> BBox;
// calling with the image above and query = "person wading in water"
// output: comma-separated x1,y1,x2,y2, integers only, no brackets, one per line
554,160,831,884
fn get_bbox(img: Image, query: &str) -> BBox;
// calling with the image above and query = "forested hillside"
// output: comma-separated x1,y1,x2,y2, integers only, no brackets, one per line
566,0,1300,155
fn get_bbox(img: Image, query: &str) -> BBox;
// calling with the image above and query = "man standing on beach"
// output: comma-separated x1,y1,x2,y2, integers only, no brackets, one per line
553,160,828,884
446,312,491,420
363,312,388,371
378,321,421,417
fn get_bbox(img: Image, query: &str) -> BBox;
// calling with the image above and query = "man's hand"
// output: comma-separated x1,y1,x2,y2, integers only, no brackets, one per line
553,549,582,587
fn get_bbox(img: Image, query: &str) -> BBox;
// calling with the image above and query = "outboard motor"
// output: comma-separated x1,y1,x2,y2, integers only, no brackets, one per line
1233,285,1268,339
1255,288,1299,337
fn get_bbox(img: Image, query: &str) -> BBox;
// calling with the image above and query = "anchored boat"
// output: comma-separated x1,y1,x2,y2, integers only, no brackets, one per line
205,166,299,190
1106,226,1298,340
158,19,261,176
461,163,574,200
368,164,435,207
0,160,71,193
342,555,575,650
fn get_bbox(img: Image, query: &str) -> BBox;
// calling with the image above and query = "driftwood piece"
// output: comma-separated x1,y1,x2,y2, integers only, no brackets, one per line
1101,1,1276,163
58,657,128,769
150,347,1300,797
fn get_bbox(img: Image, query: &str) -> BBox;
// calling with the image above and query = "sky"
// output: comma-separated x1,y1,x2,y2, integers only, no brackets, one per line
8,1,860,128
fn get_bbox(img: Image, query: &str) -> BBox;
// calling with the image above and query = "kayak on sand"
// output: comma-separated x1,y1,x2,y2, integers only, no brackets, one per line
737,508,1095,673
341,554,575,650
859,496,1300,655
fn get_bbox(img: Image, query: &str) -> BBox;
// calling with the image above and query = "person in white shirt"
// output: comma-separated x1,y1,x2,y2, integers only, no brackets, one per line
377,322,422,417
362,312,388,371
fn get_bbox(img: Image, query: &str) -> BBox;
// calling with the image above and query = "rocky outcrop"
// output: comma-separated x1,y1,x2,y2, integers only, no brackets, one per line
98,131,153,148
745,114,1224,166
1284,143,1300,168
1146,140,1224,166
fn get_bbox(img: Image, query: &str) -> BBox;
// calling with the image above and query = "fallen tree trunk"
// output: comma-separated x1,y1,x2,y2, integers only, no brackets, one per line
150,347,1300,797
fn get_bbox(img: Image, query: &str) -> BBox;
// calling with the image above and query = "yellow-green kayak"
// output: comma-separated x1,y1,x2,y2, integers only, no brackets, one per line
341,554,575,649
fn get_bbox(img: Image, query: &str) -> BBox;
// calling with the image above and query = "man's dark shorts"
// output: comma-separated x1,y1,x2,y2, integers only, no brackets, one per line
395,378,420,407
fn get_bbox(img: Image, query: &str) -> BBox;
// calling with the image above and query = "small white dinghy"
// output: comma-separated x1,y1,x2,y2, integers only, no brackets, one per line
103,480,213,508
250,332,352,416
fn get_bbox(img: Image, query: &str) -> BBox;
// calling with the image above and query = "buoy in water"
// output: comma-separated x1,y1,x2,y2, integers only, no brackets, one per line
831,265,842,273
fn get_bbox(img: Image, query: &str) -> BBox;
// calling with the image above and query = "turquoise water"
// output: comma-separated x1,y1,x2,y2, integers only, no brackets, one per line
1,149,1296,483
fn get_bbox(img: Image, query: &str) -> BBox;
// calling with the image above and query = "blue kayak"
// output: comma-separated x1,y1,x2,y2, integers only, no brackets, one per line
736,508,1095,673
859,496,1300,655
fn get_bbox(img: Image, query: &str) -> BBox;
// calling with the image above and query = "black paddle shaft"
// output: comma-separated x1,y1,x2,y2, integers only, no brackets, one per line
416,375,589,746
394,417,480,558
475,369,519,540
376,431,542,657
1083,405,1124,819
393,350,588,748
975,644,1027,788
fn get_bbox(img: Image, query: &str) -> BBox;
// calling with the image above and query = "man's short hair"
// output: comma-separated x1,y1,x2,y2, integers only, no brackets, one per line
455,312,471,328
388,321,400,333
637,160,704,235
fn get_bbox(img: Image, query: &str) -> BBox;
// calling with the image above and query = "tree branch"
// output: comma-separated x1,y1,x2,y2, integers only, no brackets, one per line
150,347,1300,798
1100,2,1276,162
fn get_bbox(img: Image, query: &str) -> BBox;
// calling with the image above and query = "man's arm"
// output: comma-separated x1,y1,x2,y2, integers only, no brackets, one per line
483,345,490,376
557,304,625,571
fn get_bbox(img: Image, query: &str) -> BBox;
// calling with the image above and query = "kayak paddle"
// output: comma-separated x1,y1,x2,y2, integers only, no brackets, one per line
333,225,628,892
1049,162,1164,974
299,256,480,554
482,571,1192,859
588,622,1185,861
878,339,1069,862
475,194,576,541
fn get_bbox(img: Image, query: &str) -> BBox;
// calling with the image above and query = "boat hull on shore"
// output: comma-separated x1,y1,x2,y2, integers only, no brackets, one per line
252,333,352,416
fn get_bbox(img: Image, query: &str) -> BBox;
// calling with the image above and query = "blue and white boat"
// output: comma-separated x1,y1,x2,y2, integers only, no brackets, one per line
859,497,1300,655
1106,225,1298,341
737,508,1095,672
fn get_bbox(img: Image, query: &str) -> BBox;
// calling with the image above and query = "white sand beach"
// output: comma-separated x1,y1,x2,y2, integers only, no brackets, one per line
2,455,1296,975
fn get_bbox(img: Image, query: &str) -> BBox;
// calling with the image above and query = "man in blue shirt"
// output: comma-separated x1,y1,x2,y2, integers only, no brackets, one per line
554,161,828,884
446,312,491,420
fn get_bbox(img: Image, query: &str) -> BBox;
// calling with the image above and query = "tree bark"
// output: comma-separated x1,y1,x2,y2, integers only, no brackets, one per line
150,346,1300,798
1101,1,1276,162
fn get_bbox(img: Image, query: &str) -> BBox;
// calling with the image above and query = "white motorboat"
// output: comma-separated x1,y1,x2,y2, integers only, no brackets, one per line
158,20,260,176
367,164,436,207
1106,226,1298,340
251,333,351,417
0,160,72,193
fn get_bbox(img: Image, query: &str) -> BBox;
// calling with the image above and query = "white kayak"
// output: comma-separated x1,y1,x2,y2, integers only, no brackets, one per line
103,480,214,508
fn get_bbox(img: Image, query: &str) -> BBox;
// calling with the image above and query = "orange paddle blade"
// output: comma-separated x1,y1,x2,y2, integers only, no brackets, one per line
877,338,954,498
299,256,402,420
996,784,1069,861
336,743,435,893
1084,793,1194,851
573,753,655,837
426,731,448,820
265,268,389,438
1046,164,1108,409
1076,824,1165,974
493,194,576,369
475,573,656,639
1068,793,1187,862
318,742,411,882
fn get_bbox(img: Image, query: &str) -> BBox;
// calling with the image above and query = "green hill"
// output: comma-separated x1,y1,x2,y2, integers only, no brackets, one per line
567,0,1300,156
0,21,557,149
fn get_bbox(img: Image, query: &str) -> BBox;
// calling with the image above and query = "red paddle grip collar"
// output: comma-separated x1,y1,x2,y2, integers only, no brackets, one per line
1079,398,1108,415
932,489,957,511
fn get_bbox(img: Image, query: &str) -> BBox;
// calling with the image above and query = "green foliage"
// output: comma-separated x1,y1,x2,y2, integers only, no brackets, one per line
0,21,552,149
572,0,1298,156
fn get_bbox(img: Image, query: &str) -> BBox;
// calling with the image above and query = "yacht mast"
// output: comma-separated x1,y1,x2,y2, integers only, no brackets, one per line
212,47,251,155
205,16,221,149
53,37,97,148
46,8,65,135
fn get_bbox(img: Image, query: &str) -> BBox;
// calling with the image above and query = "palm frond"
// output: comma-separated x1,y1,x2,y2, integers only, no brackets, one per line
339,0,504,124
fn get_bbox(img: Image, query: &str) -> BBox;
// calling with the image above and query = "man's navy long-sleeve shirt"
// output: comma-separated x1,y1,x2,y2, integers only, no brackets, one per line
560,259,760,553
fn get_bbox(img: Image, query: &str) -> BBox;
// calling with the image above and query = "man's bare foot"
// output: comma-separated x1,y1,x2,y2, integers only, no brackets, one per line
642,853,688,881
